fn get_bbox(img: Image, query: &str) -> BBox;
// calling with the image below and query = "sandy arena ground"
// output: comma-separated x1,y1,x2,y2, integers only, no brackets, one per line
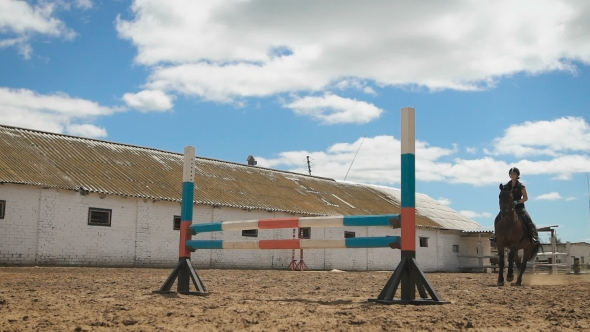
1,267,589,331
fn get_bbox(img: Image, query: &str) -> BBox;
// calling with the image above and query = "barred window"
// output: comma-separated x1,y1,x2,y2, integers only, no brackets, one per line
298,227,311,239
452,245,459,253
242,229,258,237
344,231,356,238
173,215,181,230
419,237,429,247
88,208,112,226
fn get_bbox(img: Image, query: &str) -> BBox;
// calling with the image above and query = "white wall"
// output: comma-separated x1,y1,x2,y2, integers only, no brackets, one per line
542,242,590,265
0,184,39,265
568,243,590,264
0,184,472,271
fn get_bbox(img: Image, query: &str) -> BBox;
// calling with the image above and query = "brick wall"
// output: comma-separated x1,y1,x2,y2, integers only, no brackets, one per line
0,184,39,264
1,183,474,271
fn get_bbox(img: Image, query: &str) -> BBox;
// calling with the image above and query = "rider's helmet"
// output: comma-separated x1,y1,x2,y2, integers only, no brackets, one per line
509,167,520,179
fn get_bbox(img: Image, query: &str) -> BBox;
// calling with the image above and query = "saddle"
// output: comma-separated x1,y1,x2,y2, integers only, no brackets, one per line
515,208,532,232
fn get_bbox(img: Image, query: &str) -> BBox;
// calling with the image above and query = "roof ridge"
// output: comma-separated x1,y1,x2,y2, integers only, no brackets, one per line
0,123,336,181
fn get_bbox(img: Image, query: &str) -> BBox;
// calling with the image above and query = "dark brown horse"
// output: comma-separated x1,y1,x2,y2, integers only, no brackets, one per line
494,183,541,286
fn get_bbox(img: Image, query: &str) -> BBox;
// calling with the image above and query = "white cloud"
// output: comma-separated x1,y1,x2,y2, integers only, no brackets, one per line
363,86,376,95
513,155,590,180
459,211,493,219
535,192,562,200
122,90,175,112
565,196,577,201
116,0,590,105
283,94,383,124
143,52,328,103
0,87,120,138
437,197,452,206
66,123,106,138
256,121,590,187
489,117,590,157
257,135,457,185
0,0,77,58
466,147,478,154
75,0,93,10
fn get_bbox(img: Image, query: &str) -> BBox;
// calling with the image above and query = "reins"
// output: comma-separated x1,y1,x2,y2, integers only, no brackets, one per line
499,205,514,219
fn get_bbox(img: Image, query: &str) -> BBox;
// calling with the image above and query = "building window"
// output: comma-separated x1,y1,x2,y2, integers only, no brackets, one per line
581,257,585,264
419,237,429,247
173,215,181,230
88,208,112,226
0,200,5,219
242,229,258,237
298,227,311,239
344,231,356,238
452,245,459,253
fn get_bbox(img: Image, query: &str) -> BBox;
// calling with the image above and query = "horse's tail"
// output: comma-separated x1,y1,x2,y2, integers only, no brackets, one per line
527,242,543,262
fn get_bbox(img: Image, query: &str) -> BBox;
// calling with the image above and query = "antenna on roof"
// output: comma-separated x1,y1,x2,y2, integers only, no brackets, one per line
344,135,366,181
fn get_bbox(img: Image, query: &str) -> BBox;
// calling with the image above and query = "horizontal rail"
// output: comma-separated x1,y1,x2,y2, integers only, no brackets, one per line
459,265,498,269
536,252,568,256
529,263,569,267
457,255,498,259
186,236,401,250
189,214,400,234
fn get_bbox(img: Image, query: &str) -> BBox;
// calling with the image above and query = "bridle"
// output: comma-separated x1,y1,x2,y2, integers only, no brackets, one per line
499,190,515,219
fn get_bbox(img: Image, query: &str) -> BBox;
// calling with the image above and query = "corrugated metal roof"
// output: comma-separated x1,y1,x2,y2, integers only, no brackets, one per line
0,124,481,229
462,227,494,233
359,184,484,230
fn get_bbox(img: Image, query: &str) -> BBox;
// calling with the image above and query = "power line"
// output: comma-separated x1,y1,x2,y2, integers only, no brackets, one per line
344,135,366,181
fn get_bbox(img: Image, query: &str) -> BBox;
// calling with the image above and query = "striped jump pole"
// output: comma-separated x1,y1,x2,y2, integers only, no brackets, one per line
189,214,401,234
187,236,401,250
154,146,208,296
369,107,448,305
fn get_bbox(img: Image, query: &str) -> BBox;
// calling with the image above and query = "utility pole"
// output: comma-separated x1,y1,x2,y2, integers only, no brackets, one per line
306,156,312,175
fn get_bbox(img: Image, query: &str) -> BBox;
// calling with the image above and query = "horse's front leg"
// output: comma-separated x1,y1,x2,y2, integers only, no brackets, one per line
506,249,515,282
497,248,505,286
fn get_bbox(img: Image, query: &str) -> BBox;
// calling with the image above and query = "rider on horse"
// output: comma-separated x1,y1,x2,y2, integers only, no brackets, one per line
491,167,539,244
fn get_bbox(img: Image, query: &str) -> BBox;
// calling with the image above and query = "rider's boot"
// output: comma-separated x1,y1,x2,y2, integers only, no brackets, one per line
528,222,539,244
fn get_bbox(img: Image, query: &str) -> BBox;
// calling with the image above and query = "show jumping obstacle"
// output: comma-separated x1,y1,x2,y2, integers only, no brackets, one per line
186,236,401,250
156,107,449,305
189,214,402,233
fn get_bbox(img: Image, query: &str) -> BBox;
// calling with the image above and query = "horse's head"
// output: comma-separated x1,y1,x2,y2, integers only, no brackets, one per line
498,183,514,218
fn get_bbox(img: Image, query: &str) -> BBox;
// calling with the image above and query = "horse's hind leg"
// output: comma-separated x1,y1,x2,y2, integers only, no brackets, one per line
506,250,515,282
514,247,534,286
514,251,521,271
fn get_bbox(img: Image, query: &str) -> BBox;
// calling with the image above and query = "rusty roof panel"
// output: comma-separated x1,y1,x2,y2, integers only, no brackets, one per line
0,125,454,227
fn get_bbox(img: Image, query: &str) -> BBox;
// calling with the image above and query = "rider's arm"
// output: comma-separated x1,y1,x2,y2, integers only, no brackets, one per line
519,187,528,204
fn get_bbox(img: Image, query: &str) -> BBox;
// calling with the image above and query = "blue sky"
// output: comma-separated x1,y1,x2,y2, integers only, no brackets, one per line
1,0,590,243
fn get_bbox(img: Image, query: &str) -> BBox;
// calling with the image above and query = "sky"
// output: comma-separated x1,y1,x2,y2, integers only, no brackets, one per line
1,0,590,243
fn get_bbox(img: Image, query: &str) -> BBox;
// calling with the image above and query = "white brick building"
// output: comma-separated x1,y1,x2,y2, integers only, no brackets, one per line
0,125,490,271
